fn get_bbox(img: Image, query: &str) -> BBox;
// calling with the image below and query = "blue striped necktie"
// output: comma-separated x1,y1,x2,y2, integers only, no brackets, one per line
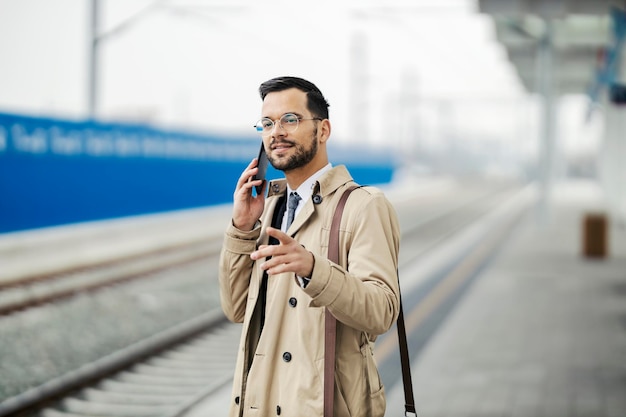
286,192,301,229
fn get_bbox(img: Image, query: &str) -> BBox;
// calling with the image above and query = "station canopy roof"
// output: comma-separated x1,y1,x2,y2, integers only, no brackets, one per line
478,0,623,95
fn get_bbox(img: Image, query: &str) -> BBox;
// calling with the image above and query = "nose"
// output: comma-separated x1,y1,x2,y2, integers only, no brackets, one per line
270,121,287,138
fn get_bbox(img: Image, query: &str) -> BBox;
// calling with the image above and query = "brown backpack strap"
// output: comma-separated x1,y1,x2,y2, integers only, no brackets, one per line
324,185,358,417
324,185,417,417
397,288,417,415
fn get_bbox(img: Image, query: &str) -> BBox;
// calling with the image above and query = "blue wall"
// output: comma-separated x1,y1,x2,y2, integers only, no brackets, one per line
0,112,395,234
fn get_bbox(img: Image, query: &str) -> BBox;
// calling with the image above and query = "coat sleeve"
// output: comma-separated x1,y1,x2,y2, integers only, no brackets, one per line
218,221,260,323
303,189,401,336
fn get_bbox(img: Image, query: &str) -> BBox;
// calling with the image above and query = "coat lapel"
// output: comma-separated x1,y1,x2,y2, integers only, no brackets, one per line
271,165,355,236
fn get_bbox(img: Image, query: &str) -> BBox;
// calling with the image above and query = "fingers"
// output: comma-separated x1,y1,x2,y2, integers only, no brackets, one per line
265,227,290,244
231,159,266,231
251,228,291,260
251,228,314,277
236,159,262,194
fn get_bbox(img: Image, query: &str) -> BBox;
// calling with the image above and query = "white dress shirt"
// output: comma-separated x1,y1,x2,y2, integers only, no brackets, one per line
280,163,332,287
280,163,332,232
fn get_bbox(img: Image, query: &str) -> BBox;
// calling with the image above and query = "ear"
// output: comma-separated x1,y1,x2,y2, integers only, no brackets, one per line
319,119,331,144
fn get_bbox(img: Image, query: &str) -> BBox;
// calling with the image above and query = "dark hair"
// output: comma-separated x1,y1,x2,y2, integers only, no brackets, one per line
259,76,330,119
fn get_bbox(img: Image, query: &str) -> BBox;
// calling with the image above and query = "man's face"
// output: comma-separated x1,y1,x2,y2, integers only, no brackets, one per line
261,88,319,173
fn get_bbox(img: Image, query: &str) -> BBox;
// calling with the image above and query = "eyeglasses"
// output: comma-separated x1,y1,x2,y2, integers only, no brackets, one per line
254,113,322,136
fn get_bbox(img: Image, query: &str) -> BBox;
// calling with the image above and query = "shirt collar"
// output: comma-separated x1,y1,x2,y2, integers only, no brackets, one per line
287,163,332,205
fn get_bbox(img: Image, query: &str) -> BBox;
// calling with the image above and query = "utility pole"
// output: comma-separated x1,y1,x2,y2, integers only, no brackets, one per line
87,0,162,119
88,0,100,119
349,32,370,144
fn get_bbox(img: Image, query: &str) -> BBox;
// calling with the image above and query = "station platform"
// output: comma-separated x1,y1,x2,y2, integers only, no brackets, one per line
385,180,626,417
182,179,626,417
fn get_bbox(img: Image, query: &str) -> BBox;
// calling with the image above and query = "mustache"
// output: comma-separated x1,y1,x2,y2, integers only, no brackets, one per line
270,139,296,149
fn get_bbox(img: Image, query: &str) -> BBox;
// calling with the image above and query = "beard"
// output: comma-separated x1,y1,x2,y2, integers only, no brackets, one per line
268,128,318,172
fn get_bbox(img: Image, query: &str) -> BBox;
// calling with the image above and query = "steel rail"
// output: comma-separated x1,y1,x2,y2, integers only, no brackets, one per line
0,235,222,291
0,239,221,316
0,309,229,417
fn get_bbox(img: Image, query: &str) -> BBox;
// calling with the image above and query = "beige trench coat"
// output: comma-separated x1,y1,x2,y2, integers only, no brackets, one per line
219,165,400,417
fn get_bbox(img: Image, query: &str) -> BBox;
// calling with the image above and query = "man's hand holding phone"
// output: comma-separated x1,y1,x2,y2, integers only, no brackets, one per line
231,143,268,231
252,142,268,196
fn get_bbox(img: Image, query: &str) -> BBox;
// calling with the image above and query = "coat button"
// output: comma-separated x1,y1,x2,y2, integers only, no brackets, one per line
288,297,297,307
276,405,282,415
282,352,292,362
235,396,240,405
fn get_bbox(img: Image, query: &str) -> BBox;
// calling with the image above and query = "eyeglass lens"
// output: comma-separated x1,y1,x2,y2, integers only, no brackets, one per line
255,114,300,134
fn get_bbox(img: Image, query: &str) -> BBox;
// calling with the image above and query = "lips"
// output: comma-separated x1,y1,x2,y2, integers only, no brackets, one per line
271,141,294,151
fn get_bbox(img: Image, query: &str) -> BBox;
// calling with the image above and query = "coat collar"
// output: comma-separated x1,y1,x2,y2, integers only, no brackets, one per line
266,165,354,199
266,165,354,235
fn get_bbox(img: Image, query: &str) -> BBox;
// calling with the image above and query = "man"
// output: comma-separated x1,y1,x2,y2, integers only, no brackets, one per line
219,76,400,417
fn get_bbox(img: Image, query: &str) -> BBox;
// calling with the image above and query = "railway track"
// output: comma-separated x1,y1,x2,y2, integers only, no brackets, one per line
0,179,515,318
0,179,531,417
0,205,232,316
0,237,222,316
1,310,240,417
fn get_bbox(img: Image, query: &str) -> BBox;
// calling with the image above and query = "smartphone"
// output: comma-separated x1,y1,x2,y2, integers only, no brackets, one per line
253,142,268,195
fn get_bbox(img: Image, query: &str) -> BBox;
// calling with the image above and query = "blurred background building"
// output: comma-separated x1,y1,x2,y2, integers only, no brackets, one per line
1,0,624,232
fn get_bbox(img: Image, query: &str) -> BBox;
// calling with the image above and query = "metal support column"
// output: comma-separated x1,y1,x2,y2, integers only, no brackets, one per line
536,19,557,225
600,47,626,227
